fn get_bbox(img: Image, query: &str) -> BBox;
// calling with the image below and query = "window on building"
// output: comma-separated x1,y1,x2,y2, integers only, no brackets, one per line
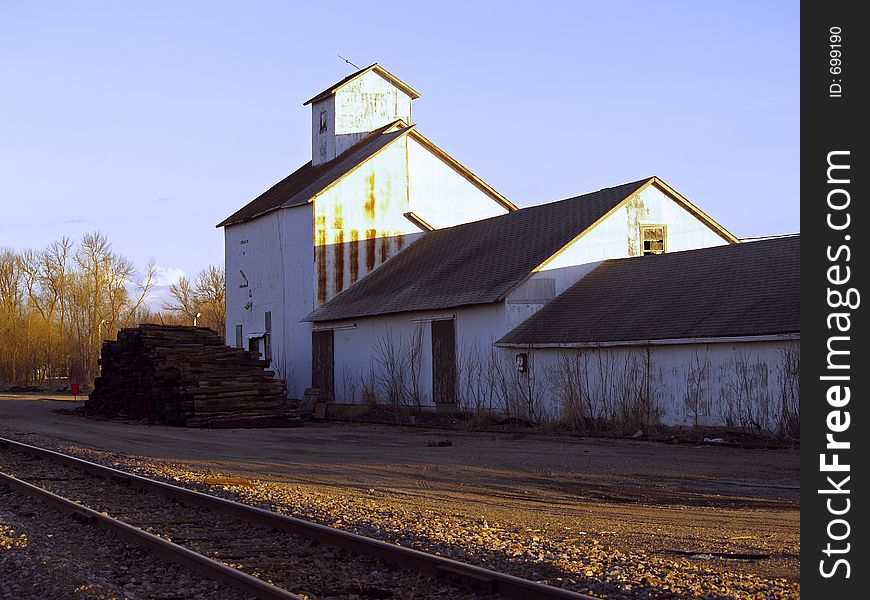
319,110,327,133
235,325,243,349
641,225,667,255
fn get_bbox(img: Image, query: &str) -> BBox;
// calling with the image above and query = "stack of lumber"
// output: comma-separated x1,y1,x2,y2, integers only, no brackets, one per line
86,324,301,428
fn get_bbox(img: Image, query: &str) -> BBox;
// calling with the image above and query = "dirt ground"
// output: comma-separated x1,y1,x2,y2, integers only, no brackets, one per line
0,394,800,585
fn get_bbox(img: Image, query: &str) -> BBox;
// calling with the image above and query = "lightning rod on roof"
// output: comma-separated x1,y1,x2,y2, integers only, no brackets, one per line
337,54,361,70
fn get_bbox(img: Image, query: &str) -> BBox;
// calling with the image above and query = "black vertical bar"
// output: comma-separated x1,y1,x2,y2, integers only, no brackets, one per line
801,3,867,596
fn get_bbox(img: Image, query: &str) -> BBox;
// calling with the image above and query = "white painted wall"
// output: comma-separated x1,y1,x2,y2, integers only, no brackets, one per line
311,95,336,166
317,303,799,436
407,136,509,229
323,302,510,406
539,183,730,276
224,204,314,397
311,70,413,166
512,339,799,434
225,213,285,348
277,205,315,396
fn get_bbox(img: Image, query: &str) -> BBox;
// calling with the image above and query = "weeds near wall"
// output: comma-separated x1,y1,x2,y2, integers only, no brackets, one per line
369,325,426,422
455,340,550,425
550,350,595,433
269,351,295,398
776,343,800,441
456,340,496,422
359,365,378,407
344,327,800,438
547,345,661,434
683,347,711,428
718,350,772,432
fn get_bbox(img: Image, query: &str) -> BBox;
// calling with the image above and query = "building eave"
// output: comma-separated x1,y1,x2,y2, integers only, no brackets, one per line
496,333,800,350
649,176,740,244
303,63,421,106
408,129,518,212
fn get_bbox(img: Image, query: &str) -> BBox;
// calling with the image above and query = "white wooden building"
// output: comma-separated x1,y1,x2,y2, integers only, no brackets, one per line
218,65,515,394
220,65,799,434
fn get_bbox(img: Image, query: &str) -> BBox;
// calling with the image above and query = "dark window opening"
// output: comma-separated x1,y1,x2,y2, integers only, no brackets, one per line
641,225,666,255
319,110,328,133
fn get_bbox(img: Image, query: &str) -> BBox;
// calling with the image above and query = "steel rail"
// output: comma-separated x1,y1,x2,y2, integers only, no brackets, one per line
0,436,593,599
0,469,304,600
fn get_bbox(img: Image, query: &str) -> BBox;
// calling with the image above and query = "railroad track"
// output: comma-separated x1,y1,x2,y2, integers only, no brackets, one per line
0,437,592,600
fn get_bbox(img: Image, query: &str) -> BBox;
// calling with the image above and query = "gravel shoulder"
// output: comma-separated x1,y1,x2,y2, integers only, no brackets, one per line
0,395,800,598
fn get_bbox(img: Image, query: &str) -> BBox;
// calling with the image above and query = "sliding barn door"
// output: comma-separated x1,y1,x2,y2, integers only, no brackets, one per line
311,329,334,401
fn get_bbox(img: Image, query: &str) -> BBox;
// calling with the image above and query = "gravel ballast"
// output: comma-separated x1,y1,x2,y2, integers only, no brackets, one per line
0,485,247,600
1,428,799,599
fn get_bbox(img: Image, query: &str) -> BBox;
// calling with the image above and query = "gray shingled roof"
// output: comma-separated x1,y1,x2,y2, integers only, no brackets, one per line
497,235,800,346
305,178,652,322
217,122,410,228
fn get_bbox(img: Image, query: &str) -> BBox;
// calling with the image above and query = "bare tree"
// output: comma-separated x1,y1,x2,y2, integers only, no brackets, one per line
194,265,225,332
163,265,225,333
164,275,198,322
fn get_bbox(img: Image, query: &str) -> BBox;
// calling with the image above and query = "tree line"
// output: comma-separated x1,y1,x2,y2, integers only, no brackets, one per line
1,232,224,388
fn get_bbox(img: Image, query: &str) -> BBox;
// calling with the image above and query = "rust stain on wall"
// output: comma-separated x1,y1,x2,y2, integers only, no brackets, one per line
365,228,377,272
379,236,389,263
364,173,376,219
625,195,647,257
333,230,344,294
349,230,360,284
315,215,327,304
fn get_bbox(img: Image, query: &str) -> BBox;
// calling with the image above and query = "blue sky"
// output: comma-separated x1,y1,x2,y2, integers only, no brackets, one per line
0,1,799,298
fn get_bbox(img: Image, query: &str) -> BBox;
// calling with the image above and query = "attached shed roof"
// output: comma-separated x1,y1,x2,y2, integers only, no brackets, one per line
305,178,654,322
303,63,421,106
216,121,410,228
497,235,800,347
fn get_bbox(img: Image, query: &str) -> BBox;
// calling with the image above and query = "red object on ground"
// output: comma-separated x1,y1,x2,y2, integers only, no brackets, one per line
71,383,80,398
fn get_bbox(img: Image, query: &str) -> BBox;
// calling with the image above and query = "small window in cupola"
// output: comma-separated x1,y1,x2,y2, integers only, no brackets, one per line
319,110,328,133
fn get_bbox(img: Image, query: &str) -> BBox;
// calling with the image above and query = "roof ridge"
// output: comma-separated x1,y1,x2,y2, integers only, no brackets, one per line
408,176,654,236
303,64,421,106
525,176,654,209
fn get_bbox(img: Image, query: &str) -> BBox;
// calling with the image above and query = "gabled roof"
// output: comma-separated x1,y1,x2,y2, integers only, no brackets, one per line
305,178,654,322
497,235,800,347
216,121,411,227
217,121,516,228
303,63,421,106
